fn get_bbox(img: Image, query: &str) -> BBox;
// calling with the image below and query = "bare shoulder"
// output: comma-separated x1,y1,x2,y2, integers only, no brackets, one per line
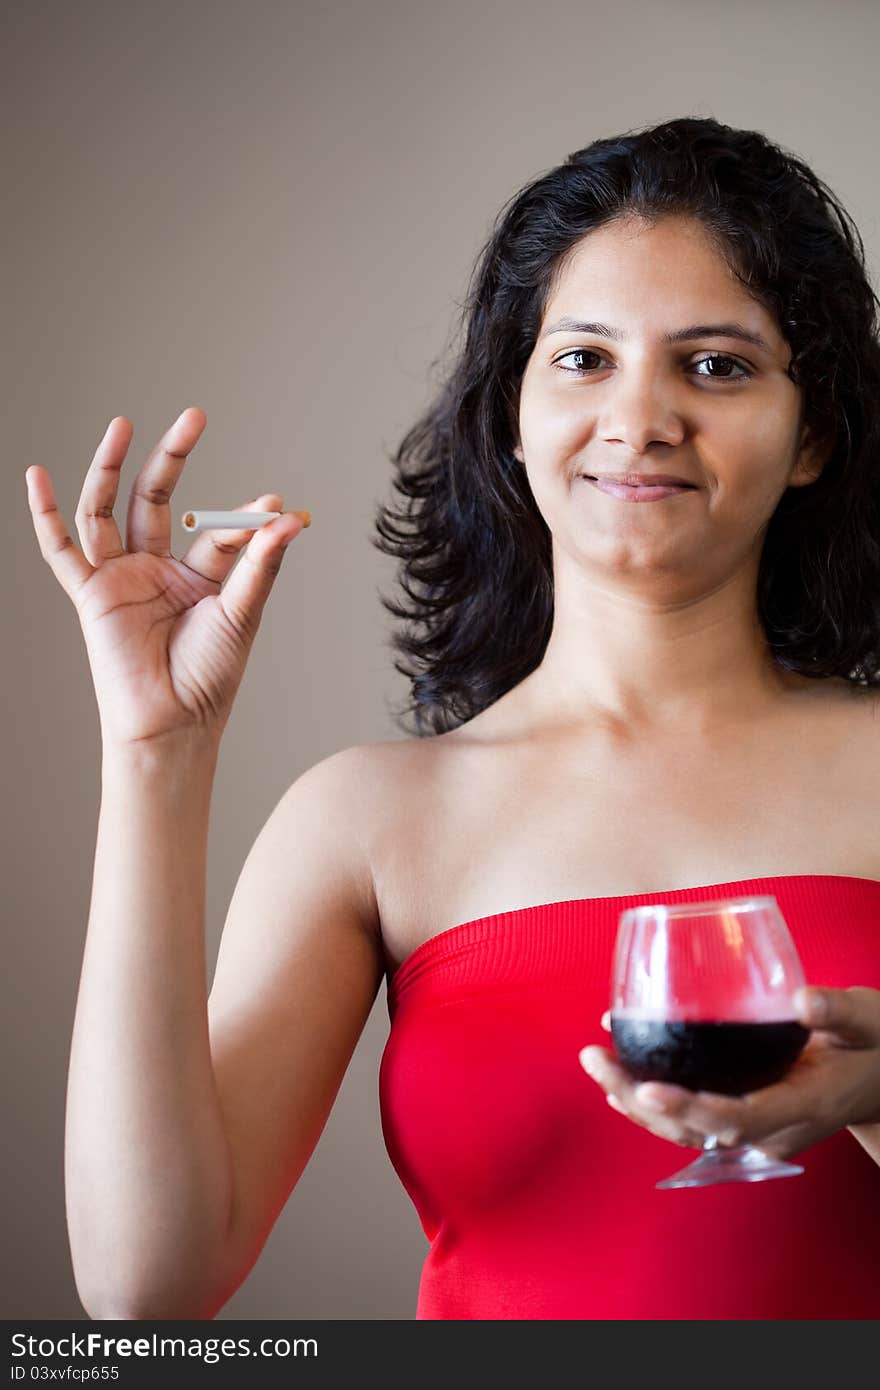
274,735,440,922
294,734,441,810
278,736,427,815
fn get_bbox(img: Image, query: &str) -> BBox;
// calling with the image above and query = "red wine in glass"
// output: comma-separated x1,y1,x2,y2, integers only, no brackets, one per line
609,895,811,1188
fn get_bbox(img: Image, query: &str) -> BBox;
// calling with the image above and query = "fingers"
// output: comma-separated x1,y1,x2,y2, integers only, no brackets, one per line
180,494,287,586
578,1045,663,1113
125,407,207,557
794,985,880,1047
619,1068,831,1155
580,1036,756,1144
580,1038,824,1151
218,508,309,638
579,1045,742,1149
26,465,95,602
73,417,132,565
582,987,880,1157
582,1049,709,1148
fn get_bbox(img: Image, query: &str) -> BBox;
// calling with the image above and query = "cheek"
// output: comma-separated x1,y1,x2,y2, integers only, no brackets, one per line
703,411,798,509
521,412,585,462
518,379,588,457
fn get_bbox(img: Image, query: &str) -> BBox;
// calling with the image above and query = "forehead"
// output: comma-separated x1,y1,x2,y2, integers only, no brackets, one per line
543,215,775,337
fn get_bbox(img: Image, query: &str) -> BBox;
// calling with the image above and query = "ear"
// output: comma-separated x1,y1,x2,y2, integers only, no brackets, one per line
512,441,524,464
787,421,834,489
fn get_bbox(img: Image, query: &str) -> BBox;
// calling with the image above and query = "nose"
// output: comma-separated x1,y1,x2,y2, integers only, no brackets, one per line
596,365,687,456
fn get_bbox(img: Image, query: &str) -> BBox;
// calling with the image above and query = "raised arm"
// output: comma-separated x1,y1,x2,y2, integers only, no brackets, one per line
27,408,385,1319
67,740,384,1320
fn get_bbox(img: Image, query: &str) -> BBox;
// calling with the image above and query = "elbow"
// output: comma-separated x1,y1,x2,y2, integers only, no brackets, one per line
79,1291,224,1322
75,1273,228,1322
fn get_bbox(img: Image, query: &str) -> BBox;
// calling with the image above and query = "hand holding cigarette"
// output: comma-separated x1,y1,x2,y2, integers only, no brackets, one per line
26,406,310,749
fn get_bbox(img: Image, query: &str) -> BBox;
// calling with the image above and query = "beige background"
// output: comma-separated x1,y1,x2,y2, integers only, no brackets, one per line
6,0,879,1319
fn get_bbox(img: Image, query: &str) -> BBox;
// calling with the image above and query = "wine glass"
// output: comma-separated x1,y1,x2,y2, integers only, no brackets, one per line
609,895,811,1188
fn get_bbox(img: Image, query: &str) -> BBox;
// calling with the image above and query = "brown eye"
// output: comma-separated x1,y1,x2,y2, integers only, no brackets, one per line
552,349,605,374
693,354,751,380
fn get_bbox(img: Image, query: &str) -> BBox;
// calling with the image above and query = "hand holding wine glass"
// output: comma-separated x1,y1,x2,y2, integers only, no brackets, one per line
579,897,880,1186
605,896,811,1187
25,408,310,751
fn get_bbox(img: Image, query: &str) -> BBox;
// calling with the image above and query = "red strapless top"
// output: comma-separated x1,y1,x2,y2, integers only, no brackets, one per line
379,875,880,1320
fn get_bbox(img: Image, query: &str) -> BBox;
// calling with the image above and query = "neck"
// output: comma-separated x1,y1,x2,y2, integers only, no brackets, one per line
524,560,797,738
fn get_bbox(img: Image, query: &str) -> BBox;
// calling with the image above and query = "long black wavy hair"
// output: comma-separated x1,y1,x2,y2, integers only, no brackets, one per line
372,116,880,736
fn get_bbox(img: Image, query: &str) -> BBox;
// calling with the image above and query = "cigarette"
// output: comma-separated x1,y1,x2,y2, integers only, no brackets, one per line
182,509,285,532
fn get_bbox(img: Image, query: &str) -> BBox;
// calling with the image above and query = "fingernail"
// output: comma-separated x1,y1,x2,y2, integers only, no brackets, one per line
606,1094,625,1113
293,510,311,528
579,1048,597,1075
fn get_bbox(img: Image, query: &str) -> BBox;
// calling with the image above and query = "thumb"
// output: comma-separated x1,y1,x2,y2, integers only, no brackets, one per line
794,986,880,1046
218,510,309,635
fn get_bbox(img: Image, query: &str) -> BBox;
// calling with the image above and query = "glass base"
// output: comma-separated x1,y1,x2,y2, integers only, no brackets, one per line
656,1140,804,1189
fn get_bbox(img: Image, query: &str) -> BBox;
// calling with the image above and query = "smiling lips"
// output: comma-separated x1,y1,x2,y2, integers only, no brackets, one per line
582,473,698,502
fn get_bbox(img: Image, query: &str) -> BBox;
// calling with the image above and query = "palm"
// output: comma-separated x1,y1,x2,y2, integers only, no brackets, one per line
76,549,247,744
27,408,306,749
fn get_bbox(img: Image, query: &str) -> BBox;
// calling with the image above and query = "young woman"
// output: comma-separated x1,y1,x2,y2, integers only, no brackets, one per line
28,116,880,1320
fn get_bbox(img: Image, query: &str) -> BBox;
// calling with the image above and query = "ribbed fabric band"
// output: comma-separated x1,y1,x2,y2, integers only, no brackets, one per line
387,873,880,1017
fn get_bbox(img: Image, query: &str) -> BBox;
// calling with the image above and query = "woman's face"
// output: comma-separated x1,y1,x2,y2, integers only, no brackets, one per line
515,214,826,590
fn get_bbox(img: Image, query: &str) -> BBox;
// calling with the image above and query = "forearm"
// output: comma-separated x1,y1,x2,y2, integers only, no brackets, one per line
65,738,234,1319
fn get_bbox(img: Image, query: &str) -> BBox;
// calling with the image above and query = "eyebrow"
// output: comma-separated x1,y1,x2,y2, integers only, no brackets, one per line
539,317,773,353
